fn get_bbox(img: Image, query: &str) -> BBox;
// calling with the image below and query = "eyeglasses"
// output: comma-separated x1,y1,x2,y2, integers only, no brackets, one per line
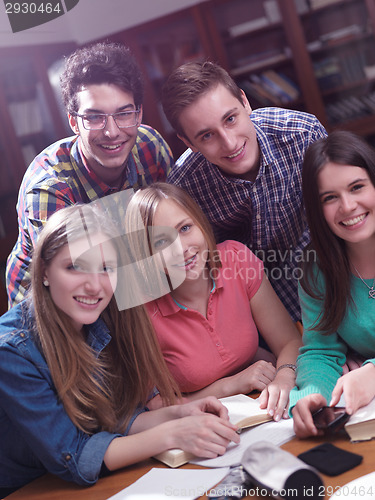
74,109,141,130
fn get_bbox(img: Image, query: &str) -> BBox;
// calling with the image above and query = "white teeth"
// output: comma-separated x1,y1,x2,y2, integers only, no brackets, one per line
184,255,195,266
102,144,120,150
176,255,195,267
341,214,366,226
227,145,244,159
75,297,99,305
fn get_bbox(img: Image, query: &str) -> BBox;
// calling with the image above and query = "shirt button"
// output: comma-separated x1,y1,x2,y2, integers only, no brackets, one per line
65,454,72,461
252,187,256,193
216,343,220,347
256,214,261,220
257,240,261,246
20,332,25,338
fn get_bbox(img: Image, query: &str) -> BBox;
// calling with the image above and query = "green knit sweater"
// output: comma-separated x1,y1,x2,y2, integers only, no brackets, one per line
289,265,375,411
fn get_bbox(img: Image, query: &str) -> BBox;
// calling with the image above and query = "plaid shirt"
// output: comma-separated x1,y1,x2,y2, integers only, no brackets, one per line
167,108,327,321
6,125,172,307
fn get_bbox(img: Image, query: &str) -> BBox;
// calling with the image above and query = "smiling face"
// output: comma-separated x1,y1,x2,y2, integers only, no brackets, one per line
152,199,209,284
68,83,142,186
318,162,375,250
178,84,260,181
44,233,118,332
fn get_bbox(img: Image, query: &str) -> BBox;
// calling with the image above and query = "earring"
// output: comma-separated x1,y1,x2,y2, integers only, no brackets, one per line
43,279,49,287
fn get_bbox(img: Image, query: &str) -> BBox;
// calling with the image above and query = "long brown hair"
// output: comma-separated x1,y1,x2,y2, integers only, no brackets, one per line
301,130,375,333
29,204,179,434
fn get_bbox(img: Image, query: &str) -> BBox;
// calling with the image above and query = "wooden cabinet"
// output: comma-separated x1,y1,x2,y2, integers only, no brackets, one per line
296,0,375,135
200,0,375,137
0,42,76,314
99,0,375,153
0,43,75,196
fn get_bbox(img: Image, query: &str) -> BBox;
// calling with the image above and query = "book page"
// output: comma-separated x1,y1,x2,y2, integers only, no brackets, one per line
220,394,269,426
346,397,375,426
107,467,230,500
154,394,279,467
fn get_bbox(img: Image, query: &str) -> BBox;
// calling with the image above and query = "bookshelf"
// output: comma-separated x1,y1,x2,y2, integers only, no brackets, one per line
298,0,375,133
0,42,75,313
198,0,326,121
0,43,75,196
90,0,375,153
103,5,216,158
200,0,375,137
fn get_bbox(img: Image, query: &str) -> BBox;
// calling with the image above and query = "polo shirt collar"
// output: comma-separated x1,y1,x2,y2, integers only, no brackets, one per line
155,271,224,317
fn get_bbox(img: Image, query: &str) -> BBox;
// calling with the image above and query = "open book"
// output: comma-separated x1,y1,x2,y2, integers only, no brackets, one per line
154,394,272,467
345,396,375,442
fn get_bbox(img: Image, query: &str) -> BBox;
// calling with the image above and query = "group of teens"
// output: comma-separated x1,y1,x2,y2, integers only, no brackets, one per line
1,41,374,496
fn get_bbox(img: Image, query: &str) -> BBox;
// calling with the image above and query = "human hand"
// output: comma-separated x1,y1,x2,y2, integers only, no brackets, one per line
168,413,239,459
330,363,375,415
291,393,327,438
177,396,230,420
230,360,276,395
258,368,295,421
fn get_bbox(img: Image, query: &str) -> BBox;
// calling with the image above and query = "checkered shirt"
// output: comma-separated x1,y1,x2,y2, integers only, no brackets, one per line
167,108,327,321
6,125,172,306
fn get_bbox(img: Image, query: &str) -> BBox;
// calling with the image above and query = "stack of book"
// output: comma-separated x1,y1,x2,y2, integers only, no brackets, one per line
326,92,375,124
240,70,300,107
314,57,343,90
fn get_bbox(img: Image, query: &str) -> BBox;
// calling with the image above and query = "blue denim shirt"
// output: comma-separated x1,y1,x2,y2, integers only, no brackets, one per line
0,302,146,491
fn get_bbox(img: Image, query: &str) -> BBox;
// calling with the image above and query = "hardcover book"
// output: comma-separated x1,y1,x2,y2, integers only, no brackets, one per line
345,397,375,442
153,394,272,467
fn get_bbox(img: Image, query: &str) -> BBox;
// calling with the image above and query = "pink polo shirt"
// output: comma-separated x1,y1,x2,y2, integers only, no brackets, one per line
146,240,263,393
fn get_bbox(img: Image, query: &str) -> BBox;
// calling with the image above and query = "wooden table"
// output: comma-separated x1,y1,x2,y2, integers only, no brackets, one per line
6,432,375,500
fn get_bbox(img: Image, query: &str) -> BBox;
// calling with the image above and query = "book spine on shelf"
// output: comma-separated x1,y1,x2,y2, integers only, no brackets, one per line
249,74,282,105
309,0,342,9
241,79,281,106
228,17,269,37
261,70,300,100
257,73,294,103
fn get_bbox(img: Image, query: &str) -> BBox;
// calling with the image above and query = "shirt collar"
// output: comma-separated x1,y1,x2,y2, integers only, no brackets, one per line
155,273,223,317
85,317,112,353
72,137,140,196
252,120,278,176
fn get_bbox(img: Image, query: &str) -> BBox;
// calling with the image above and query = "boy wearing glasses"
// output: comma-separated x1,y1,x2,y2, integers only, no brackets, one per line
6,42,173,307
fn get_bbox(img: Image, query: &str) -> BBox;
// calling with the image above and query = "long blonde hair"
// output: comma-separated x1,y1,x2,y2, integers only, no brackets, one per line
125,182,222,275
29,204,179,434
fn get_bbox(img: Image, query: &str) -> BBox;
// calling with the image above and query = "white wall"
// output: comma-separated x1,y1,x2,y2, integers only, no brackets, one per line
0,0,204,47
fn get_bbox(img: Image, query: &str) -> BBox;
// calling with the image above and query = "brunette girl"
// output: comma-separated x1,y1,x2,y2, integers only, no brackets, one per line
290,131,375,437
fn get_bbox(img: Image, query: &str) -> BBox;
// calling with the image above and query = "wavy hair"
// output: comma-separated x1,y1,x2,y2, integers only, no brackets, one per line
60,42,144,113
29,204,179,434
301,130,375,333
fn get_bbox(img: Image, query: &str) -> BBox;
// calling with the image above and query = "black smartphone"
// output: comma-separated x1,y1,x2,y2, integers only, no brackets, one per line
312,406,350,433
